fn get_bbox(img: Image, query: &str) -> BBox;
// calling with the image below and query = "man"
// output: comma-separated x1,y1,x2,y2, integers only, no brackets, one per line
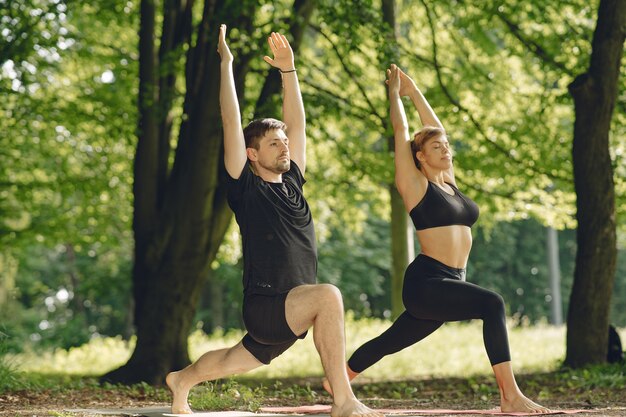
166,25,383,417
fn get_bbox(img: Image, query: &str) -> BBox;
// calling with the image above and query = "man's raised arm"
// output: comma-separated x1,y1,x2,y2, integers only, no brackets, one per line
263,32,306,174
218,24,247,179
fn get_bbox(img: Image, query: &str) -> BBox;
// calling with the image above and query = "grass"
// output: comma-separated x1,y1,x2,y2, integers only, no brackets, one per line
0,331,32,394
186,379,265,411
7,316,626,380
2,317,625,414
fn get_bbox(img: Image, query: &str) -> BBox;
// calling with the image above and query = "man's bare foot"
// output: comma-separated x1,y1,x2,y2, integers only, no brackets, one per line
323,365,360,396
500,394,550,414
322,378,332,396
331,397,384,417
166,371,193,414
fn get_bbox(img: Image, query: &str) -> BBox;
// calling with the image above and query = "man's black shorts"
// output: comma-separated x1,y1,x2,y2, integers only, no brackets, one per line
242,292,308,364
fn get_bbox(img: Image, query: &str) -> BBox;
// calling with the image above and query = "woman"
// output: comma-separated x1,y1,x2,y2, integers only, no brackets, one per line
328,65,549,414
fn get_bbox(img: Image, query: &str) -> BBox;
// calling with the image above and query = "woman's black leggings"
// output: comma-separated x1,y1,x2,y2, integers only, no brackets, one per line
348,254,511,373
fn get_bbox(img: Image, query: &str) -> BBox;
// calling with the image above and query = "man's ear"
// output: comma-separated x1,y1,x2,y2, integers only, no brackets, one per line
246,147,258,161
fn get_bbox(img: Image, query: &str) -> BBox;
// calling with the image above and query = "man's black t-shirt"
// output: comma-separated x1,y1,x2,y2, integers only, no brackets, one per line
227,160,317,296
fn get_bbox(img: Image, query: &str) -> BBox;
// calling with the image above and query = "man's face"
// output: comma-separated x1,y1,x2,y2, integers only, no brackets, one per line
251,129,290,174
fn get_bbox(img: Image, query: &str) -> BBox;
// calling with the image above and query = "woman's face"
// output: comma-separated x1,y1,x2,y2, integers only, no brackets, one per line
418,135,452,170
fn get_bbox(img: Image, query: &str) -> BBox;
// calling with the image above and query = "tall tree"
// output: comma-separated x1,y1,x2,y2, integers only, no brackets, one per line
565,0,624,367
382,0,413,317
102,0,237,384
103,0,315,385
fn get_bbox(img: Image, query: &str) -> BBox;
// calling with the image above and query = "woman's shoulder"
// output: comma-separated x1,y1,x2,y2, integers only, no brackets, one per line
400,173,429,213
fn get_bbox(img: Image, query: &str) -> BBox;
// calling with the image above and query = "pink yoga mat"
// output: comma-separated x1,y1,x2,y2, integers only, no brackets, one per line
258,404,592,416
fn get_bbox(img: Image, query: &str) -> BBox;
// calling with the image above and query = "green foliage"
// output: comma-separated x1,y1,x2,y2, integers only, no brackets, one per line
471,220,626,326
470,220,575,323
99,380,171,402
317,212,391,319
189,380,263,412
0,331,31,393
0,0,67,78
13,318,608,380
1,0,137,351
270,380,319,402
2,0,137,245
556,363,626,390
8,335,132,375
2,244,133,352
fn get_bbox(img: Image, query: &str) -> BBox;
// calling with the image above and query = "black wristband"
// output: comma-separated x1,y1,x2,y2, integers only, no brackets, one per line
280,69,297,73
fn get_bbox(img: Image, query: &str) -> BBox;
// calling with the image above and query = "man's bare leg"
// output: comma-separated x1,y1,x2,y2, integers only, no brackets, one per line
493,361,550,413
166,341,263,414
285,284,384,417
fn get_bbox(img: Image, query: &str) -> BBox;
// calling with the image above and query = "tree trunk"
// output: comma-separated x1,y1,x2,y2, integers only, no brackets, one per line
565,0,624,368
383,0,413,318
389,185,413,317
102,0,249,384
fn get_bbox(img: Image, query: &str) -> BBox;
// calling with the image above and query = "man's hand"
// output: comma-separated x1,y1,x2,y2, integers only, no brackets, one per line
387,64,402,96
217,24,233,63
263,32,295,72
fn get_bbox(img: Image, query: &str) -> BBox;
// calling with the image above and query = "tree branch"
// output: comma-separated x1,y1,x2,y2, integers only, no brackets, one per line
309,24,384,123
495,10,571,75
419,0,570,183
303,61,384,124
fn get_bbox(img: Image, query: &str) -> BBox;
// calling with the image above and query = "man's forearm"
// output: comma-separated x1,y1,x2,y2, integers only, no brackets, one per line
282,71,306,131
220,60,246,177
220,62,242,128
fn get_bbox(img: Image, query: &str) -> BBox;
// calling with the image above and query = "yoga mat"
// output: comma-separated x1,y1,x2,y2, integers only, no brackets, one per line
66,405,595,417
66,408,281,417
258,404,593,416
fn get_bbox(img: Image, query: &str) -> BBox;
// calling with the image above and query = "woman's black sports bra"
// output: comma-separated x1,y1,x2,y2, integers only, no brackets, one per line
409,181,479,231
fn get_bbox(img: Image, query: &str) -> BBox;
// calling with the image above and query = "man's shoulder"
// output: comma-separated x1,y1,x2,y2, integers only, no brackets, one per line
227,161,260,212
284,161,305,186
229,161,263,190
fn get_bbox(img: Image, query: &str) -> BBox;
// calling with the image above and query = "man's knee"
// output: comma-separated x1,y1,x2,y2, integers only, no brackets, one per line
316,283,343,305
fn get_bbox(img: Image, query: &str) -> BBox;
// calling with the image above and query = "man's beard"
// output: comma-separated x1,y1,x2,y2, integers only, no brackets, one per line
260,158,290,174
275,159,290,173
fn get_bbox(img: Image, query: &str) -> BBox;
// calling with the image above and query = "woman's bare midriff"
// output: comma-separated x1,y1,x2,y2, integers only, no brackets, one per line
417,225,473,269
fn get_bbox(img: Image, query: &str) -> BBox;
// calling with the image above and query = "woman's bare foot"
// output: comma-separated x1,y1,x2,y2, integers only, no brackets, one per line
166,371,193,414
331,397,384,417
500,393,550,414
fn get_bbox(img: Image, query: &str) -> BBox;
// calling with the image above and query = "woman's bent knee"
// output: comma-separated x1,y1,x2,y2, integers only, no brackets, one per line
484,292,506,317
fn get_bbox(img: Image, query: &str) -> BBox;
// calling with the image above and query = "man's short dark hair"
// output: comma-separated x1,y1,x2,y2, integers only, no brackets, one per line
243,118,287,149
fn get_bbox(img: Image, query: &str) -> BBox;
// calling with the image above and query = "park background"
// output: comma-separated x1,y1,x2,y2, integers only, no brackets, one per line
1,0,625,403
